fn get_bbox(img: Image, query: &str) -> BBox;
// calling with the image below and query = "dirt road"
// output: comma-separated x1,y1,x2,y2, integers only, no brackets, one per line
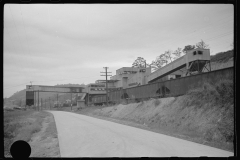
48,111,233,157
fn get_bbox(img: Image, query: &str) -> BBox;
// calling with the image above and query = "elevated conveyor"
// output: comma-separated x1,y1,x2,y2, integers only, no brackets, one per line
147,48,211,83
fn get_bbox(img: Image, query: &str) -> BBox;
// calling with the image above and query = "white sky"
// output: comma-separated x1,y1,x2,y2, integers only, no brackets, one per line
4,4,233,98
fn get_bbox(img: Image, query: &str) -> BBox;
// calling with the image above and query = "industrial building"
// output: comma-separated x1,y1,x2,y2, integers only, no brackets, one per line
110,67,151,89
83,48,211,105
81,80,118,105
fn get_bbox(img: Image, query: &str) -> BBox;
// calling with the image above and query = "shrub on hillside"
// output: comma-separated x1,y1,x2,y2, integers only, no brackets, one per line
154,99,161,106
185,78,234,144
186,82,219,107
210,50,233,63
135,98,141,103
215,79,234,105
186,79,233,107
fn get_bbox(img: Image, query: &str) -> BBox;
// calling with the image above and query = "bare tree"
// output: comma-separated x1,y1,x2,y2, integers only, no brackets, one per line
150,56,167,71
172,47,182,60
163,50,174,63
182,45,195,54
150,60,160,71
150,52,170,71
132,57,149,68
196,39,209,49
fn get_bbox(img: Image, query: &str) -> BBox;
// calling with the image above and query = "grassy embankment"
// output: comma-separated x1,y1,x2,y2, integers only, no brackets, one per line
4,108,51,157
210,50,234,71
90,78,234,152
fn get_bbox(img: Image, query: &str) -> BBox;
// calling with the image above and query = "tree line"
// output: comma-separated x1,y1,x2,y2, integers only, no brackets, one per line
132,39,210,71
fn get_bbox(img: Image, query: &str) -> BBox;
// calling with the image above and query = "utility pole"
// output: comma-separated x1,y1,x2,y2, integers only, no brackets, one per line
38,90,39,111
100,67,112,106
29,81,33,110
41,98,42,111
49,97,51,110
71,93,72,110
87,87,89,106
57,94,58,108
34,91,36,110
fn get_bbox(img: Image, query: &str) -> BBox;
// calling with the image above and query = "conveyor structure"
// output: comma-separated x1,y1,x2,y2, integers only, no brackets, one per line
147,48,211,83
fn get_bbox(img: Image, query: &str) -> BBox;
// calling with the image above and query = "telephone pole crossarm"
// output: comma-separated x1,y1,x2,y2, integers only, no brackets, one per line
100,67,112,106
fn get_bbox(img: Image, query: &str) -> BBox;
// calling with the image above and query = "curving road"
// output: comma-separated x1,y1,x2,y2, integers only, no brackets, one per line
48,111,233,157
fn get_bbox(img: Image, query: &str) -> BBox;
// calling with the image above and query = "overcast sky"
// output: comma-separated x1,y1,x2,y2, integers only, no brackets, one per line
4,4,233,98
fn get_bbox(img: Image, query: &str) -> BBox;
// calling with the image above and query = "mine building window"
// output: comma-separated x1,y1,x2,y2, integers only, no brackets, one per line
176,75,181,78
193,51,197,55
198,51,203,55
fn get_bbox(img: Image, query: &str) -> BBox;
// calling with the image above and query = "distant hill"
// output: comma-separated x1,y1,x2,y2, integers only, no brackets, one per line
210,50,234,63
210,50,234,71
5,83,86,107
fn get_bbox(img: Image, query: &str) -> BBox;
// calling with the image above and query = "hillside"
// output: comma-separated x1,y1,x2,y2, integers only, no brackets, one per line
210,50,234,71
211,50,233,63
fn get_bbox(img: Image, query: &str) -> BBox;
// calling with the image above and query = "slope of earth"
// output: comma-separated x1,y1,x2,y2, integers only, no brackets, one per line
210,49,234,71
4,109,60,157
28,112,60,157
210,57,233,71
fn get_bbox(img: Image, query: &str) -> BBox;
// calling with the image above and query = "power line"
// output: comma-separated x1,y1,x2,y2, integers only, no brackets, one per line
155,15,233,50
4,82,29,89
190,14,233,33
20,5,30,55
156,30,233,55
157,15,233,48
209,37,233,48
205,31,233,42
34,75,100,83
160,27,233,50
4,28,18,54
4,75,101,90
8,5,25,54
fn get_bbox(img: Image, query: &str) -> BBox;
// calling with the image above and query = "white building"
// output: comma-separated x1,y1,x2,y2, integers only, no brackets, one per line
110,67,151,89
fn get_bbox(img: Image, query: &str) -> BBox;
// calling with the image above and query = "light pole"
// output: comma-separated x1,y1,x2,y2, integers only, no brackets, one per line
88,86,90,106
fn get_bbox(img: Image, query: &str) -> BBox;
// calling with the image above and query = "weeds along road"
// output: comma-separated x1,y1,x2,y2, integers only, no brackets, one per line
47,111,233,157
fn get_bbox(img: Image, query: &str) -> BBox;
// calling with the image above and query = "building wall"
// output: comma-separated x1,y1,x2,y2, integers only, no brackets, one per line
110,67,151,89
92,67,233,104
85,82,116,94
186,48,210,65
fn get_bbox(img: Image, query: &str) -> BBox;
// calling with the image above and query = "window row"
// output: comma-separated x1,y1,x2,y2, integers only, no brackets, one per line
193,50,203,55
90,88,116,91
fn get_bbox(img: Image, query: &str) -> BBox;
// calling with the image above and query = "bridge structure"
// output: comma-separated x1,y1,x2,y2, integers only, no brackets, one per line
26,85,85,110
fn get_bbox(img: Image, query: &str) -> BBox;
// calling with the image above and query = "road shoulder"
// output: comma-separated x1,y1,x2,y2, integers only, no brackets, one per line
29,112,61,157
